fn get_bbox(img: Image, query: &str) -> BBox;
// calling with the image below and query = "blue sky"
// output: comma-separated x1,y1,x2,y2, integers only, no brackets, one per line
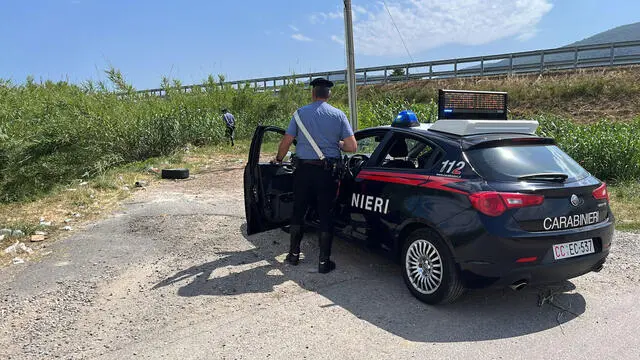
1,0,639,89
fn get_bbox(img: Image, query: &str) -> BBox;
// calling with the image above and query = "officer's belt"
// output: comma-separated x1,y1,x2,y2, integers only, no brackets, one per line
297,159,339,166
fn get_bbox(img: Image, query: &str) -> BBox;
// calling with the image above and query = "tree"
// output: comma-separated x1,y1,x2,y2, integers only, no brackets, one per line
391,68,405,77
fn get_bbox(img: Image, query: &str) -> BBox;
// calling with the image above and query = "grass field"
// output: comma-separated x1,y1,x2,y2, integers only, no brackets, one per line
608,182,640,231
348,66,640,123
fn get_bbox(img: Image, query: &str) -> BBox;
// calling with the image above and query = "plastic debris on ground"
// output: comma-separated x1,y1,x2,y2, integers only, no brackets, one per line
4,241,34,255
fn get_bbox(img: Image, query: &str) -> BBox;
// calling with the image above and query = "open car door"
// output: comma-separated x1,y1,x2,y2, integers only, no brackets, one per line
244,126,295,235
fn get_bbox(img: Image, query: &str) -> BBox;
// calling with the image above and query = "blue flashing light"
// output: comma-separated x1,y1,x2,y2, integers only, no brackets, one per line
392,110,420,128
443,109,453,113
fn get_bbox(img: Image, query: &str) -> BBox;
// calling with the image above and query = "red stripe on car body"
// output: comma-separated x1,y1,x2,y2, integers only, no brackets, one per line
420,176,468,195
356,171,468,195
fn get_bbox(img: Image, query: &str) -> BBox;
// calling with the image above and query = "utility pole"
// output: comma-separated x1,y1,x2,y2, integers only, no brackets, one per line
343,0,358,130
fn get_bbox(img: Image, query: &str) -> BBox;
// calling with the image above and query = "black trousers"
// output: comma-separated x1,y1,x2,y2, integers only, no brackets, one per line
290,162,337,233
225,125,235,145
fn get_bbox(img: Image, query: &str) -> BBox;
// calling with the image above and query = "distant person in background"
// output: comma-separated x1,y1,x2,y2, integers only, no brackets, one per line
221,108,236,146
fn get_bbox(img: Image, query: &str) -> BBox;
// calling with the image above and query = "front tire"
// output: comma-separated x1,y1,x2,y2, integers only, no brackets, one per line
401,228,465,304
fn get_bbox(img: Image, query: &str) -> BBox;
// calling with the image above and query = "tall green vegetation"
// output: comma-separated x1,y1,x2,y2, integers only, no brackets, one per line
0,71,291,202
1,68,639,203
0,69,428,202
537,116,640,182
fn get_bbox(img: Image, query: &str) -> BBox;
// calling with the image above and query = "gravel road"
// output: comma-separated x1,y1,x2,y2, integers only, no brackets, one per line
1,163,639,359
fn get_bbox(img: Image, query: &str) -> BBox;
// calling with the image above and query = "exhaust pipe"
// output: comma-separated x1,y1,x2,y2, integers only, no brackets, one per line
592,263,604,272
509,280,528,291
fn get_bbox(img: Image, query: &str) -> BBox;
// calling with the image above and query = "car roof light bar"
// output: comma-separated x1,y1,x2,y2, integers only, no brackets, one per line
431,89,538,136
438,89,508,120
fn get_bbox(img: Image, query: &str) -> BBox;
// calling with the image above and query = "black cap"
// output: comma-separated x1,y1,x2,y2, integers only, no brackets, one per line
221,108,228,112
310,77,334,88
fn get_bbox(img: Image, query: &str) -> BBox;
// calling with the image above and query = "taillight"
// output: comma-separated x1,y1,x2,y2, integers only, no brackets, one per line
469,192,544,217
592,183,609,202
469,192,506,216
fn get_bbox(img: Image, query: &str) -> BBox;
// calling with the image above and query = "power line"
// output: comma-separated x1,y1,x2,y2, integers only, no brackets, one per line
382,0,414,63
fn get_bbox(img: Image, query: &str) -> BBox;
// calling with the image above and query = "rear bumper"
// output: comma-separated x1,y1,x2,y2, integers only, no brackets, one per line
450,215,615,289
460,250,609,288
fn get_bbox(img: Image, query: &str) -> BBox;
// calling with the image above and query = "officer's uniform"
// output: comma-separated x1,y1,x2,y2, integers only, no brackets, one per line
285,78,354,273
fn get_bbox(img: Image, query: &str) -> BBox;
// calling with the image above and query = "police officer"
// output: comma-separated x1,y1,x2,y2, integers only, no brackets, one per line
221,108,236,146
273,77,357,273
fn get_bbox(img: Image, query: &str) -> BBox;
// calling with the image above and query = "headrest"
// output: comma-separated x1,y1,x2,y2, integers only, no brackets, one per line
389,140,408,157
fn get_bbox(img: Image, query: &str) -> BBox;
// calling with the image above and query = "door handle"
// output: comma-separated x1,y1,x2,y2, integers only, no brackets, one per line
279,164,294,174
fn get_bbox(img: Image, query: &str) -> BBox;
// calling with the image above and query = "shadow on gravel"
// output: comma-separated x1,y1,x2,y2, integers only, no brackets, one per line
154,223,587,343
153,248,286,296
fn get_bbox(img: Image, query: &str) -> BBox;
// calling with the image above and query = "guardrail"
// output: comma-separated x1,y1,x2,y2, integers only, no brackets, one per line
135,40,640,97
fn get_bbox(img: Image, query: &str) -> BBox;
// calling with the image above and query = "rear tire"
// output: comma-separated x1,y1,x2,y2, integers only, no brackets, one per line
401,228,465,304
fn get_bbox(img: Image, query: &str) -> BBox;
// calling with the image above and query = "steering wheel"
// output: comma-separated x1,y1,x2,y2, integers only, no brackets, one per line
347,154,369,178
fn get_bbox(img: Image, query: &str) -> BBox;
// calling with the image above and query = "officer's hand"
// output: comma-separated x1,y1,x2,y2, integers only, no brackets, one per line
270,157,282,164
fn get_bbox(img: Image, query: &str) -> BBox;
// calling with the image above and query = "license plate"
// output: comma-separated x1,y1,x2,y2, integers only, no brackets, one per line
553,239,595,260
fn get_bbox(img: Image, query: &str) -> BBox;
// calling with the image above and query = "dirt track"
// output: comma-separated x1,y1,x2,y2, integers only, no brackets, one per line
1,164,639,359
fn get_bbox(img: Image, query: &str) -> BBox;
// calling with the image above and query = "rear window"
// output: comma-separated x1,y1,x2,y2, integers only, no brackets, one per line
466,145,590,182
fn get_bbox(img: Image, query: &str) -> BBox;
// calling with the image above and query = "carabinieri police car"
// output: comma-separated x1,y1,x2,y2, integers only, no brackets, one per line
243,90,614,304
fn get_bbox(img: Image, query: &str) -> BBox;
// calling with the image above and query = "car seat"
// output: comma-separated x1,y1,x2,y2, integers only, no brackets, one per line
383,140,415,169
417,149,437,169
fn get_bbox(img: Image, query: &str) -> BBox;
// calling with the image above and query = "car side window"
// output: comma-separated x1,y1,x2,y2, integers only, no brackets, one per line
354,134,385,157
410,139,443,170
376,134,443,170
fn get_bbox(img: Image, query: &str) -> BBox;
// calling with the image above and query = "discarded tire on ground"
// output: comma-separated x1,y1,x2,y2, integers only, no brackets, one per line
161,168,189,180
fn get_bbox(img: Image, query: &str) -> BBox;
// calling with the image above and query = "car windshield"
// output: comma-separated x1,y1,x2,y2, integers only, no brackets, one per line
465,144,590,182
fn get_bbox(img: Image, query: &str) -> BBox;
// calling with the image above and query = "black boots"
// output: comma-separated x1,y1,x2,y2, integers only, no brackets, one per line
318,232,336,274
285,225,302,265
319,260,336,273
285,228,335,273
